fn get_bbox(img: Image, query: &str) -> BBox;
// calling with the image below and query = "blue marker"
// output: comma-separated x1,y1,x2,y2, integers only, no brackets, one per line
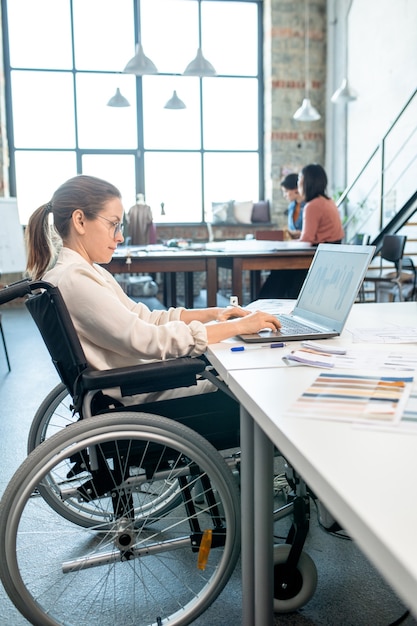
230,342,286,352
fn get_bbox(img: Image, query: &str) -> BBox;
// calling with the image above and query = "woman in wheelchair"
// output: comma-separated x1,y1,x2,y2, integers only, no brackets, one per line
0,175,317,626
26,174,281,402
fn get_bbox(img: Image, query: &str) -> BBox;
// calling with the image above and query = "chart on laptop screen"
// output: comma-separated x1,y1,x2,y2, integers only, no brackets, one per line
296,247,369,323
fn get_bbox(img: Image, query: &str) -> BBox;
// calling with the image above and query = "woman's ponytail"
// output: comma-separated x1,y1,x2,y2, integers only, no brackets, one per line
26,202,59,279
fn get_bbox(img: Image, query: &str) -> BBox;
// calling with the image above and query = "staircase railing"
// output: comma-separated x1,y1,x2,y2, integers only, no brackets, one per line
337,87,417,246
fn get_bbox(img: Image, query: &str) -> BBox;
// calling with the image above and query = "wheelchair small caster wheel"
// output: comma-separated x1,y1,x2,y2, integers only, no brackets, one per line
273,544,318,613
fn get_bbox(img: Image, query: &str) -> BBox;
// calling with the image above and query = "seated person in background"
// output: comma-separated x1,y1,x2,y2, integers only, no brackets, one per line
26,175,281,403
281,172,305,238
258,164,345,299
297,163,345,246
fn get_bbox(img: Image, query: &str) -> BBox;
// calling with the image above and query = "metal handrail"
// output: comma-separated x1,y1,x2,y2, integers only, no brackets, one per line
337,87,417,243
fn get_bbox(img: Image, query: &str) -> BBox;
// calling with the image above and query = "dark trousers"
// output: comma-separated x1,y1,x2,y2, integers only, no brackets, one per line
257,269,308,299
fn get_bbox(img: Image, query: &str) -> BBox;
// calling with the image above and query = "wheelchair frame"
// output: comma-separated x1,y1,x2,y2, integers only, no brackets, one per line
0,278,317,625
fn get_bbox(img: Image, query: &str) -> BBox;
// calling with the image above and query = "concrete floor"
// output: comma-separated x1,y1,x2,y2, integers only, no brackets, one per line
0,305,416,626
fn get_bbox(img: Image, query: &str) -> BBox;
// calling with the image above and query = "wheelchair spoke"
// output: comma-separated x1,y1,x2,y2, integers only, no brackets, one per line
0,412,240,626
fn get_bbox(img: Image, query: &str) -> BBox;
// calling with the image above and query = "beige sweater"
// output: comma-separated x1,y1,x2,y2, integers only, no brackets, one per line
43,247,208,371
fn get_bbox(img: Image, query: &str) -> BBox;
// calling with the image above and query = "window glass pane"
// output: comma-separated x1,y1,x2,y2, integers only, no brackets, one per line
145,152,202,223
81,154,137,211
143,76,200,150
204,152,259,220
7,0,72,69
11,71,76,148
202,1,258,76
76,74,137,149
5,0,261,226
14,151,77,224
141,0,198,74
203,78,258,150
72,0,134,71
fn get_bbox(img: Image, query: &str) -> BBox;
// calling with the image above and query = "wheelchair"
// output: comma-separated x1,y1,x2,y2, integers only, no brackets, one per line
0,279,317,625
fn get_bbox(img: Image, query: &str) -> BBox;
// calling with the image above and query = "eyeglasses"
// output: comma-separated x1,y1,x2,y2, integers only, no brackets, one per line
96,214,124,238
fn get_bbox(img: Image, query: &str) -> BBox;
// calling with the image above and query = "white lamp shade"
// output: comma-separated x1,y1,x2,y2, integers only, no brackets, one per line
293,98,321,121
123,43,158,75
107,88,130,107
164,90,186,109
183,48,216,77
331,78,358,103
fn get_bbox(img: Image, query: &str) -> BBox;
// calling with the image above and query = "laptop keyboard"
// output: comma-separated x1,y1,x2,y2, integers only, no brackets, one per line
277,314,319,335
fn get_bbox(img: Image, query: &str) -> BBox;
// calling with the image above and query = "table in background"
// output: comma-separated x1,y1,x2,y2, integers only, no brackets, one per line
103,242,315,308
215,246,314,302
102,247,218,308
207,301,417,625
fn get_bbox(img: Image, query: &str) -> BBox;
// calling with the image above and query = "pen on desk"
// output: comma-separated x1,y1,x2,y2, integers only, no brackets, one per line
230,342,286,352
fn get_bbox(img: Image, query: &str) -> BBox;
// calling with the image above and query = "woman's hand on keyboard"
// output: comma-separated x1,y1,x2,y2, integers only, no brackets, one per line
234,310,282,334
206,310,281,344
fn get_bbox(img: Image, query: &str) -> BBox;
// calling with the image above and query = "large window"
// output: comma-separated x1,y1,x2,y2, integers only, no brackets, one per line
2,0,262,224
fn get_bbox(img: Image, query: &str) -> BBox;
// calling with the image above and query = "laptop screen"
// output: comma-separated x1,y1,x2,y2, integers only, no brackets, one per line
293,243,375,331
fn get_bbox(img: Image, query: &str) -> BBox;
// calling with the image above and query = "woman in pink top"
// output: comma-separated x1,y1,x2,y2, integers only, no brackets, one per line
258,164,344,299
298,163,344,245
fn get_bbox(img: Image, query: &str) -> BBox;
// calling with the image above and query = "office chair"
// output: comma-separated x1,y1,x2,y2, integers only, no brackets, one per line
362,234,412,302
0,279,318,624
399,256,417,300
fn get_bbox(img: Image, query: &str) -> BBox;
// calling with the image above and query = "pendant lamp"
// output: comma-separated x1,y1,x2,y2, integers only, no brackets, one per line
183,48,216,77
293,0,321,122
164,90,186,109
331,78,357,103
331,0,357,104
123,43,158,75
107,88,130,107
293,98,321,121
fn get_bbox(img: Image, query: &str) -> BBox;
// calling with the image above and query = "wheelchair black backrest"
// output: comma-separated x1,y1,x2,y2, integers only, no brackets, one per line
1,278,239,449
25,283,89,395
22,280,207,404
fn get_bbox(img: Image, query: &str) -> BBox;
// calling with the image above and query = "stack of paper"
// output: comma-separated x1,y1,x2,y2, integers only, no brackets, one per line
283,343,417,372
283,342,347,368
287,373,413,424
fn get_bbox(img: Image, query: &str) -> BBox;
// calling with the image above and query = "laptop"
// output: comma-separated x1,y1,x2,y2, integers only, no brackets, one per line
238,243,375,343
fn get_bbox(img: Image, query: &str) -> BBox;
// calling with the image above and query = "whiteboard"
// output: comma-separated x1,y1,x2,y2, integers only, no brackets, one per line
0,197,27,274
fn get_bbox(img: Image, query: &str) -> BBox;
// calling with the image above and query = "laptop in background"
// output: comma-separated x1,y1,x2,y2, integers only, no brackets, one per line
238,243,375,343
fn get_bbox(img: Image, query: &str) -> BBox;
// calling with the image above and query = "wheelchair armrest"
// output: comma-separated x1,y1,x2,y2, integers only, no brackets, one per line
0,279,32,304
80,356,208,397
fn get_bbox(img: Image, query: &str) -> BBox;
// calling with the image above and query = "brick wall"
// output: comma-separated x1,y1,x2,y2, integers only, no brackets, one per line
264,0,326,227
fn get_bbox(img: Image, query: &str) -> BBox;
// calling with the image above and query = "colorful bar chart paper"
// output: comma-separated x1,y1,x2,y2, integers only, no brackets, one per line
288,373,414,424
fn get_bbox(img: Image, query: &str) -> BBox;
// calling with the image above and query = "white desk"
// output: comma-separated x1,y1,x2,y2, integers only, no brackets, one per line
206,301,417,625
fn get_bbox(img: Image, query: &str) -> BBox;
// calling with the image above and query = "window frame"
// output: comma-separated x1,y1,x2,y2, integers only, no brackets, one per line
1,0,264,225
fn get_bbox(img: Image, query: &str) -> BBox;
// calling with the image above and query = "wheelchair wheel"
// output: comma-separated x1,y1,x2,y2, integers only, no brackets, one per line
273,544,318,613
27,383,74,451
0,412,241,626
27,384,184,528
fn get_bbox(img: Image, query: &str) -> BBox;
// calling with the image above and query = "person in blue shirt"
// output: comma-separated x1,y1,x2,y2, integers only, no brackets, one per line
256,172,306,299
258,165,343,299
281,173,305,238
